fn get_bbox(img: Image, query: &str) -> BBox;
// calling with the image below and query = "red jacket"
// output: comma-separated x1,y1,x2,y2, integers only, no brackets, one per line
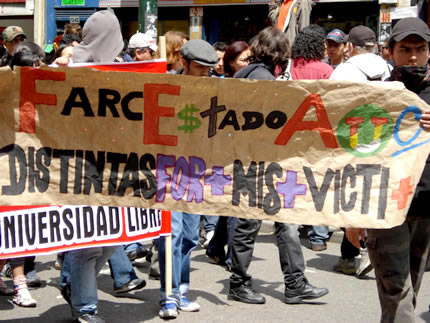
291,57,333,80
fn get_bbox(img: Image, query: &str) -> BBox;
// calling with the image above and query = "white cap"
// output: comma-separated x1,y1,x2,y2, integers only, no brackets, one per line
128,32,158,51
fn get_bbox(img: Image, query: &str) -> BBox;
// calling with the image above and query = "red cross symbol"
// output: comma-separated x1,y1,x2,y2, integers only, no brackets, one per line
391,177,415,210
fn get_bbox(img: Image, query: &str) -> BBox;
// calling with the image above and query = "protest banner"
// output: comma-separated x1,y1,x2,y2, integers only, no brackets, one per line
0,66,429,231
0,205,170,259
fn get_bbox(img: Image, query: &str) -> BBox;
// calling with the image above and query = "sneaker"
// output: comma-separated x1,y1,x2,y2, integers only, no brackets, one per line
311,243,327,251
54,260,62,270
114,278,146,293
1,263,12,278
356,248,373,278
76,313,105,323
333,258,356,275
61,284,71,305
159,303,178,319
13,288,37,307
126,247,149,262
284,283,329,304
0,277,13,296
26,270,42,288
228,282,266,304
98,263,111,276
178,296,200,312
203,230,215,249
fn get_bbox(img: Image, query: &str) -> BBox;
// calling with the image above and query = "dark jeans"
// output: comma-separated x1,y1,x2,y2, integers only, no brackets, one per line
230,219,305,289
367,216,430,323
207,216,238,267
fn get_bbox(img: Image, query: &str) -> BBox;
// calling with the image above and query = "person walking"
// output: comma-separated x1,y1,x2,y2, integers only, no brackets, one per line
366,17,430,323
227,26,329,305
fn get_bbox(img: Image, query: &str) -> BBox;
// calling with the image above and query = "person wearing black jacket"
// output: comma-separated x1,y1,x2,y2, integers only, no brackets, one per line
228,27,329,305
366,17,430,323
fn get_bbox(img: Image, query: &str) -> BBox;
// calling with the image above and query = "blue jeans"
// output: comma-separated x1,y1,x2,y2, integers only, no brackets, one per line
60,246,138,291
156,212,200,306
109,246,138,290
59,252,72,289
201,215,219,233
70,246,117,317
308,225,329,245
123,242,144,254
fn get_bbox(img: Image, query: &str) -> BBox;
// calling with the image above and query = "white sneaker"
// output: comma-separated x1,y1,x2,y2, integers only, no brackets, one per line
98,263,111,275
13,288,37,307
178,296,200,312
159,303,178,319
203,231,215,249
356,248,373,278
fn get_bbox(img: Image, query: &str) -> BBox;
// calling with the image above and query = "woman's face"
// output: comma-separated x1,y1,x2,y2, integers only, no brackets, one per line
230,48,250,74
61,46,74,59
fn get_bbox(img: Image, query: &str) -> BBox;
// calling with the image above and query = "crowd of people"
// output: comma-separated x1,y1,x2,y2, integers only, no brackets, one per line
1,8,430,323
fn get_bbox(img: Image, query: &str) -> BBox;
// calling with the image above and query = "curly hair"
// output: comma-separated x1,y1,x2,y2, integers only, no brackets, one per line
249,27,290,71
291,24,326,60
223,41,249,77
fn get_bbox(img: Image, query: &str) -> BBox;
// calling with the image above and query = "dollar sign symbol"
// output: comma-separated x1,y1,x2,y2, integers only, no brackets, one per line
177,104,201,133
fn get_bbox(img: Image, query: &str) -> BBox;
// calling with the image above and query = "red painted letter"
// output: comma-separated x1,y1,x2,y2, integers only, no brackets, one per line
144,83,180,146
274,94,338,148
19,67,66,133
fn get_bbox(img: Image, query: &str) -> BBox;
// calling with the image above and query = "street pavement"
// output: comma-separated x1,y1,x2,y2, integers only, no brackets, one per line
1,228,430,323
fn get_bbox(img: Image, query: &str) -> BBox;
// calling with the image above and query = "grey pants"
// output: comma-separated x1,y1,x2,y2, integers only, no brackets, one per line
367,216,430,323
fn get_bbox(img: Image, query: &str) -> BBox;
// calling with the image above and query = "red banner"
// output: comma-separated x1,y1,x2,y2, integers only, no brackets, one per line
0,206,171,259
72,59,167,73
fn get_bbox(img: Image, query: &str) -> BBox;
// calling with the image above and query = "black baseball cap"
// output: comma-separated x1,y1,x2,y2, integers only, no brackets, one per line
348,25,376,46
389,17,430,43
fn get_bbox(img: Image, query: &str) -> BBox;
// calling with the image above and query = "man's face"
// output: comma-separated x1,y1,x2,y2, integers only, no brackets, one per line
183,59,211,77
4,35,25,55
135,47,154,61
390,35,430,67
326,40,346,61
214,50,225,75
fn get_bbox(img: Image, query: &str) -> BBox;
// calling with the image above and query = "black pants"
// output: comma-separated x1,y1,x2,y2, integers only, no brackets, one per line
230,219,305,289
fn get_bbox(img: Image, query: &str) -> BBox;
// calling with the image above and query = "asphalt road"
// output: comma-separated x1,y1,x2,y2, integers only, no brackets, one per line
1,229,430,323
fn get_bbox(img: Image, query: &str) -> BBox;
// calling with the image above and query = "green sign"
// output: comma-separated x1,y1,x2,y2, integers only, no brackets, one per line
62,0,85,5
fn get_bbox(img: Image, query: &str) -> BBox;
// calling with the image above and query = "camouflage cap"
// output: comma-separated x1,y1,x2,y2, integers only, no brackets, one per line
2,26,26,42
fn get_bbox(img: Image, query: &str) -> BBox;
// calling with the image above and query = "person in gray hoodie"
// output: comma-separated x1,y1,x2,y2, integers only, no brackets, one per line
62,10,125,323
330,25,391,82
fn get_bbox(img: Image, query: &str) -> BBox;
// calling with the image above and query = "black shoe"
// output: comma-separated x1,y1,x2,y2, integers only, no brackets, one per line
205,250,226,266
114,278,146,293
284,283,329,304
61,284,71,305
126,248,149,262
228,283,266,304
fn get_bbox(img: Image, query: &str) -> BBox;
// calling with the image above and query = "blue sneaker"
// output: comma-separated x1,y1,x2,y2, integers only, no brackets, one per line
178,297,200,312
159,303,178,319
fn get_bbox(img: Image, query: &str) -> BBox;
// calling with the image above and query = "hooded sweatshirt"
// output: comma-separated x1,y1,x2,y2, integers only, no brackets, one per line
73,10,123,63
233,62,274,81
330,53,391,82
